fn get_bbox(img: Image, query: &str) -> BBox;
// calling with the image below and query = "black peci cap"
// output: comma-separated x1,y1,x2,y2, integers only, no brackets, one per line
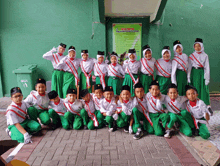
195,38,203,43
142,45,150,50
60,43,67,48
134,82,144,89
48,90,58,99
80,89,89,98
185,85,198,93
97,51,104,55
111,51,118,56
68,46,75,50
81,50,88,54
104,86,113,92
150,80,160,88
94,84,103,91
128,49,136,53
36,78,46,85
163,46,170,50
67,89,77,95
121,85,130,92
173,40,181,46
11,87,22,96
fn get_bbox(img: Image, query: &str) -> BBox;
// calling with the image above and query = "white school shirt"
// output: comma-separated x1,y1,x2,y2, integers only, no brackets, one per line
185,99,209,119
43,50,65,69
140,57,156,75
171,53,189,85
6,101,28,125
57,56,81,72
155,58,172,78
81,95,96,117
117,98,136,115
63,99,83,115
80,57,95,74
146,92,164,113
158,95,187,114
133,96,148,114
24,90,50,110
99,97,118,115
123,60,141,74
188,51,210,82
94,62,108,76
91,93,104,110
49,98,67,116
108,63,125,77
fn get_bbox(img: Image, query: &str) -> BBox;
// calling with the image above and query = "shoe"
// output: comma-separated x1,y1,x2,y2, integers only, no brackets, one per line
113,120,117,131
174,122,180,129
194,129,199,136
84,125,88,130
133,130,143,140
124,126,129,133
208,106,213,116
164,130,171,138
5,128,11,138
108,128,114,132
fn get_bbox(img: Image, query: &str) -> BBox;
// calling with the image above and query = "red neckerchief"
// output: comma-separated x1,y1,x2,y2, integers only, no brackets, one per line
98,62,102,64
164,59,170,62
171,99,175,102
179,52,182,55
39,93,45,96
147,57,152,60
68,101,74,104
58,53,63,56
69,58,74,61
130,60,136,63
197,52,202,54
112,63,117,67
85,99,90,104
17,103,22,107
189,100,197,107
54,99,60,105
123,100,129,104
83,59,87,62
105,98,111,103
140,98,144,101
152,96,157,99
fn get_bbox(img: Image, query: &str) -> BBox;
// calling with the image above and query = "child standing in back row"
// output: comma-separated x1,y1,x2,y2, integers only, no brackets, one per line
155,46,172,95
43,43,66,98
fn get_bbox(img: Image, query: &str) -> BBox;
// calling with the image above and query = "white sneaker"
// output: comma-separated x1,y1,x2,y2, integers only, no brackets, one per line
164,130,171,138
108,128,114,132
6,128,11,138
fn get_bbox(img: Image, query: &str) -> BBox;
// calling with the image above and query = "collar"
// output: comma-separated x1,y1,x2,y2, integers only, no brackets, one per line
144,57,152,61
58,53,63,56
130,60,136,63
83,59,87,62
16,103,22,107
39,92,45,96
123,99,129,104
197,52,202,54
69,57,74,61
164,59,170,62
112,63,117,67
105,98,111,103
171,99,175,102
189,100,197,107
140,97,144,101
85,99,90,104
54,99,60,105
152,96,157,99
178,52,182,55
68,100,75,104
98,61,102,65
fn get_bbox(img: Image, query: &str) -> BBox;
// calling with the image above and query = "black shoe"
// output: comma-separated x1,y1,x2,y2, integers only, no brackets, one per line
208,106,213,116
195,129,199,136
113,121,117,131
84,125,88,130
133,130,144,140
51,123,59,130
124,126,129,133
174,122,180,129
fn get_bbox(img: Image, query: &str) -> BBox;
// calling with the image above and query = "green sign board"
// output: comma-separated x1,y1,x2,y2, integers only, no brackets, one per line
113,23,142,60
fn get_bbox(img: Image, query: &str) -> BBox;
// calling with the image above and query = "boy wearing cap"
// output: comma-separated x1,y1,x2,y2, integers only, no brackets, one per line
155,46,172,95
48,90,69,130
140,45,156,93
99,86,118,132
117,85,136,133
64,89,84,130
91,84,104,111
132,82,154,140
181,85,210,139
171,40,189,96
80,50,95,93
188,38,212,115
123,49,141,97
108,52,125,95
43,43,67,98
6,87,41,143
146,80,168,136
57,46,81,97
157,83,192,138
80,89,104,130
94,51,108,90
25,78,51,126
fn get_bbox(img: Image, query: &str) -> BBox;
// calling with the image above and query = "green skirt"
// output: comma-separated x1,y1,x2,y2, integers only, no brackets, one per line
63,72,76,97
80,72,92,93
156,75,171,95
139,73,153,93
190,68,210,105
108,76,122,95
96,76,108,88
51,70,64,98
176,69,187,96
122,74,138,97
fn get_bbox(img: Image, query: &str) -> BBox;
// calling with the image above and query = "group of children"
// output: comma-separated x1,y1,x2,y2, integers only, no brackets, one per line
5,38,213,144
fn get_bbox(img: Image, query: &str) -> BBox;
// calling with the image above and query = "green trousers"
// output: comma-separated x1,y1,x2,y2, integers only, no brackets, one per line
139,73,153,93
52,70,64,98
181,110,210,139
167,112,192,136
108,76,122,95
132,107,154,134
190,68,210,105
64,111,83,130
156,75,171,95
96,76,108,87
80,72,92,93
122,74,139,97
176,69,187,96
48,109,70,130
105,116,114,128
149,113,168,136
80,109,104,130
27,106,51,125
63,72,76,98
8,119,41,143
116,112,130,128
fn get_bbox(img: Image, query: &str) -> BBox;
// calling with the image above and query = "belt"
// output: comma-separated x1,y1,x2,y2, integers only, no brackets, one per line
125,73,138,76
141,73,151,76
66,71,72,74
109,76,120,80
177,69,185,72
192,67,203,69
54,69,62,71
